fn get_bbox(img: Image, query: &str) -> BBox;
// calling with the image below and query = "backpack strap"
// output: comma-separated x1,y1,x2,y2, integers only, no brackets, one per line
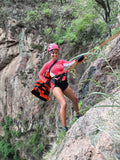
49,59,58,73
44,60,58,81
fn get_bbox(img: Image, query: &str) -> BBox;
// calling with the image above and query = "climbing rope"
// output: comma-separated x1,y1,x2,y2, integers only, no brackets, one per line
68,29,120,78
51,30,120,79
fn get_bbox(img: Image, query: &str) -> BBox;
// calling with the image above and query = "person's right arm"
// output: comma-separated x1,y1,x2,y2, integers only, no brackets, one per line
38,64,49,83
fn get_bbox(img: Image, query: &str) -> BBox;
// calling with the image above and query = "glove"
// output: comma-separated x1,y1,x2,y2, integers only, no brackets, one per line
76,55,84,62
45,81,50,87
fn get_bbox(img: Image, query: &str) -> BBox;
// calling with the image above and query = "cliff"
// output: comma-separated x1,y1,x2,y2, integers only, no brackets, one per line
47,36,120,160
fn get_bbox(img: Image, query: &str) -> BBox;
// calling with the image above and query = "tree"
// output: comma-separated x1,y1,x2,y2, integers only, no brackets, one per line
94,0,112,35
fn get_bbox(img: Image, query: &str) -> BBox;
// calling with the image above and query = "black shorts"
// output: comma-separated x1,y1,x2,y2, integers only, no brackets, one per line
53,80,68,91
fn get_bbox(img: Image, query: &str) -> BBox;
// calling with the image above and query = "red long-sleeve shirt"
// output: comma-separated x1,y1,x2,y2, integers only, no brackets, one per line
38,59,75,82
38,59,75,90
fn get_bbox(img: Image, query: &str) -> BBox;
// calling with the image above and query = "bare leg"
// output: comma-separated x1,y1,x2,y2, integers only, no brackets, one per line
53,87,67,128
63,86,79,116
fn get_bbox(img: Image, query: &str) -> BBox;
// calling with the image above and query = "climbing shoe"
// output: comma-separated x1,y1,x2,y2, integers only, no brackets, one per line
76,114,82,120
63,126,68,132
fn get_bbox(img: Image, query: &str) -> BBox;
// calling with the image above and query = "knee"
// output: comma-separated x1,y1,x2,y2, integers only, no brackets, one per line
60,101,67,110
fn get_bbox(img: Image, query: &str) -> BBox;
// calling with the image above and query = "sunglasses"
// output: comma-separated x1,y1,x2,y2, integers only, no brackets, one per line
49,49,58,54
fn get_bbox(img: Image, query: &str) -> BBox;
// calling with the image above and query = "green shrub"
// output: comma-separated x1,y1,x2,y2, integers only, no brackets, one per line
0,116,22,160
56,130,66,144
20,132,44,159
30,43,43,51
0,138,15,160
25,9,39,22
0,116,46,159
43,9,51,17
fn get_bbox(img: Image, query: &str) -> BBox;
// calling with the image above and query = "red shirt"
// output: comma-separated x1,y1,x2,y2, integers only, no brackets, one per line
38,59,75,89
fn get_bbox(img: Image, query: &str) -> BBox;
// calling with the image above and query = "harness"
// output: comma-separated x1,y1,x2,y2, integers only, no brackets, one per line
31,60,58,101
51,72,67,84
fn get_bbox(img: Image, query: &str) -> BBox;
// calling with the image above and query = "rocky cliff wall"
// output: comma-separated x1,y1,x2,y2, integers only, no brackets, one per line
78,35,120,108
47,36,120,160
0,4,84,158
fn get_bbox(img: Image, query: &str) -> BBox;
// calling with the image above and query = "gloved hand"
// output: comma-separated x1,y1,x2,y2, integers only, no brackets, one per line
46,81,50,87
76,55,84,62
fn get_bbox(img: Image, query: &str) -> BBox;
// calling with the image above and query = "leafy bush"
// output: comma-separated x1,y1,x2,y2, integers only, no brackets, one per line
43,8,51,17
25,10,39,22
22,0,119,46
0,116,46,159
0,138,15,160
30,43,43,51
0,116,21,160
24,132,44,159
61,13,107,45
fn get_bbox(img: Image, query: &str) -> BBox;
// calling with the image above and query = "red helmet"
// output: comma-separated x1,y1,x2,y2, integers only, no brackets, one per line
47,43,59,54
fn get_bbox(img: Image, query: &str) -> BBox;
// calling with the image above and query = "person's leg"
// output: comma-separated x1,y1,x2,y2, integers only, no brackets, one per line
52,87,67,128
63,86,80,116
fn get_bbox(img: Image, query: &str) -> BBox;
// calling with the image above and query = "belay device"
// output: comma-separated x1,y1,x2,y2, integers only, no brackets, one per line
31,60,58,101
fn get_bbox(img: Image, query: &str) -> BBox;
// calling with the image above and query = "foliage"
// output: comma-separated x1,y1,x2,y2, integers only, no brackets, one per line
22,132,44,159
22,0,119,46
30,43,43,51
40,2,49,9
62,13,105,44
56,129,66,144
93,0,119,28
24,10,39,22
51,0,119,45
112,27,120,35
43,8,51,17
0,116,46,159
68,117,76,129
16,122,46,159
0,116,22,160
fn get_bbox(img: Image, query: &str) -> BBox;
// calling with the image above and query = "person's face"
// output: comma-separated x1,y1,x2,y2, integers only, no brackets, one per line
50,49,58,61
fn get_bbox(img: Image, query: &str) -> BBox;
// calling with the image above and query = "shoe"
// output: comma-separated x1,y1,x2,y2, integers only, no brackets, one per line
63,126,68,132
76,114,82,120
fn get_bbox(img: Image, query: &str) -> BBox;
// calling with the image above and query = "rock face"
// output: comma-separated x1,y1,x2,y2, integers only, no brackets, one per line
48,92,120,160
78,35,120,108
0,3,83,158
0,1,85,138
46,37,120,160
50,108,120,160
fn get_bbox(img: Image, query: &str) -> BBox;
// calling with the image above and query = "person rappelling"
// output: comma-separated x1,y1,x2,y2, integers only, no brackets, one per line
37,43,84,132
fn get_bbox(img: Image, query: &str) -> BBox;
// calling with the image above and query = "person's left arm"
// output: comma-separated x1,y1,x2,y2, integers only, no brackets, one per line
62,60,75,67
62,55,84,67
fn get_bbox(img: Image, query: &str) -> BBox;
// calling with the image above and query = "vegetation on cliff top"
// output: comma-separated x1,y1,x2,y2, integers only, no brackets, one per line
0,0,119,46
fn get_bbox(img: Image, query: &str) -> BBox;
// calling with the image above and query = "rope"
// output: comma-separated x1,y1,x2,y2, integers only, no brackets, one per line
66,29,120,78
69,29,120,69
91,30,120,53
51,30,120,79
